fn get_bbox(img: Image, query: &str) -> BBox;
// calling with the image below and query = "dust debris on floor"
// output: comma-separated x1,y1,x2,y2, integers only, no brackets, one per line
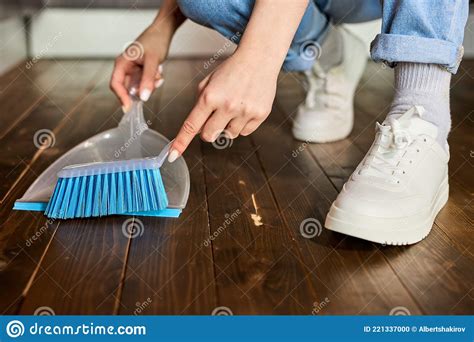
251,193,263,227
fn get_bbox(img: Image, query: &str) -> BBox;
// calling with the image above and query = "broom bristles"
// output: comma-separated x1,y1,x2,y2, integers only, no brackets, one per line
45,167,168,219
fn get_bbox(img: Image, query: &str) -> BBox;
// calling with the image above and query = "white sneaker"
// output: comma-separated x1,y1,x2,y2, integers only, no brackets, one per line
293,26,368,143
325,106,449,245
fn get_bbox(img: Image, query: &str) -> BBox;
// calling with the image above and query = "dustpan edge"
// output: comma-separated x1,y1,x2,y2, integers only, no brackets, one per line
13,201,182,218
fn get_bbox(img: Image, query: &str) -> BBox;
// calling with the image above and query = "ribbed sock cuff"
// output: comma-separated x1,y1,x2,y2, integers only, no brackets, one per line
395,63,451,94
391,63,451,148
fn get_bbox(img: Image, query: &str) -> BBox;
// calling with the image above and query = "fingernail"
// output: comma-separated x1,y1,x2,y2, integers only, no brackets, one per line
158,64,163,74
140,88,151,102
129,86,137,96
168,149,180,163
155,79,165,89
122,105,129,113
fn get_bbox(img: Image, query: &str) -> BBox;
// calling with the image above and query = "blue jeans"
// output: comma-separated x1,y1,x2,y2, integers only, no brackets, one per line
372,0,469,73
177,0,468,74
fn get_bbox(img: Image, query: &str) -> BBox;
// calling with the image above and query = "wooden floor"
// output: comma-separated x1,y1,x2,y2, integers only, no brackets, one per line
0,58,472,315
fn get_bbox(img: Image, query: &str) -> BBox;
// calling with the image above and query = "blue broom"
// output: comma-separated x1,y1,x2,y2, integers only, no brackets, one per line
44,140,171,220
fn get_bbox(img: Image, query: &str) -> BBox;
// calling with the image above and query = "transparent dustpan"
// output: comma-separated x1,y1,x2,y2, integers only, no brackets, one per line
14,100,190,218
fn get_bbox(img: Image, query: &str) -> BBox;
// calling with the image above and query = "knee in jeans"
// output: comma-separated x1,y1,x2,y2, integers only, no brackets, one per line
177,0,253,30
177,0,221,25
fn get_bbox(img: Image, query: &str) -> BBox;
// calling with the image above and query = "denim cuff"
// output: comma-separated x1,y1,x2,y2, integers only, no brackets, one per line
282,21,331,73
370,33,464,74
282,57,316,72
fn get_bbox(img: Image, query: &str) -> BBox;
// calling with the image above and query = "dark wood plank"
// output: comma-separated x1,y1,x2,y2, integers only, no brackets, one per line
17,64,136,314
0,62,31,94
0,60,73,139
0,60,107,314
0,212,59,313
0,58,471,315
201,115,321,314
0,62,128,314
243,71,422,314
118,60,217,314
443,61,474,253
19,217,130,314
381,228,473,314
0,60,106,202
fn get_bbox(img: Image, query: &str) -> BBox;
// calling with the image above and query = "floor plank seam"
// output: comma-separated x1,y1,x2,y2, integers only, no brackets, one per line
0,61,109,205
15,221,61,314
248,136,320,304
200,140,221,312
113,233,133,315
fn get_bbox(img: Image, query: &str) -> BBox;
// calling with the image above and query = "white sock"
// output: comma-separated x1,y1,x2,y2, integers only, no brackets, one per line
388,63,451,147
318,24,343,72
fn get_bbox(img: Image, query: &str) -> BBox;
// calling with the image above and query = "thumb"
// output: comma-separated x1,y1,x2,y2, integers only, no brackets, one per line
139,53,160,102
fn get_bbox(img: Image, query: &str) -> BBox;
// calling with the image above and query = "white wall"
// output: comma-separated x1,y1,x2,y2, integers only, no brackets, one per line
0,16,28,75
1,8,474,77
30,9,382,58
30,9,234,58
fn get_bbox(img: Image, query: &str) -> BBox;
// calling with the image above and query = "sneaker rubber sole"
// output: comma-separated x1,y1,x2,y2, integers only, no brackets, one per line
292,112,354,143
324,176,449,245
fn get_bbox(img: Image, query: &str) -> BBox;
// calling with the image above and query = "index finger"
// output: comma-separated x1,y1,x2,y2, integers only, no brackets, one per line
168,100,213,163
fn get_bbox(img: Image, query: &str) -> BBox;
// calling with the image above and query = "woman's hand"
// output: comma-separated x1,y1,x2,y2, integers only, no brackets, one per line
168,50,278,162
110,27,167,111
168,0,308,162
110,0,184,111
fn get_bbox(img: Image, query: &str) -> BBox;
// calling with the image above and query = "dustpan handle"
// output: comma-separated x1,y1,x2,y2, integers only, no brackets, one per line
154,140,174,166
117,96,173,163
119,96,149,133
118,96,149,159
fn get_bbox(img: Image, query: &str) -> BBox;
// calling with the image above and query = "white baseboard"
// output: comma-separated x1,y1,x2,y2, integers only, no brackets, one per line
0,17,28,74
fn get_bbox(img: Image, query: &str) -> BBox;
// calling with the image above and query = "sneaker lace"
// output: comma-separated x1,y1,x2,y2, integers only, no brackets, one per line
359,111,418,184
